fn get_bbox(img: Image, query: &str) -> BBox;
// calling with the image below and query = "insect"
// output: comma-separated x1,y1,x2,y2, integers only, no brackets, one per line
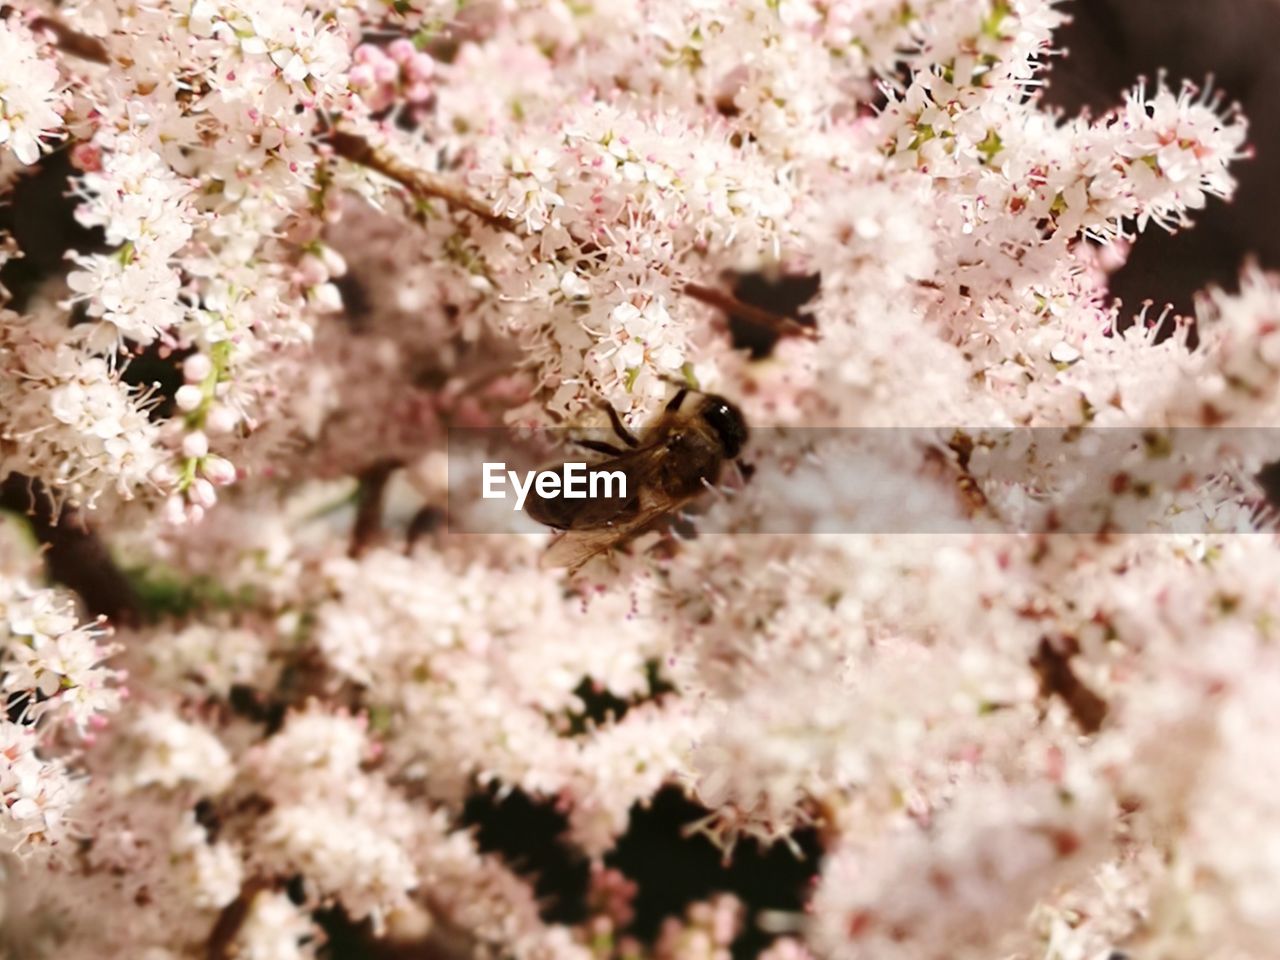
526,387,750,572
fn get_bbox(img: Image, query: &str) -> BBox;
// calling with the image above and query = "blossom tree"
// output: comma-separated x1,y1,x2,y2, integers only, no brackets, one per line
0,1,1275,958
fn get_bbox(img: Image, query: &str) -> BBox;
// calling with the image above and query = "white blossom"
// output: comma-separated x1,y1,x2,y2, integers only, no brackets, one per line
0,1,1275,958
116,709,235,795
0,22,62,165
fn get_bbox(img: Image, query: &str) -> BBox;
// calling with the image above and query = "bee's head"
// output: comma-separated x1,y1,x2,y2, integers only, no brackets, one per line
698,395,749,459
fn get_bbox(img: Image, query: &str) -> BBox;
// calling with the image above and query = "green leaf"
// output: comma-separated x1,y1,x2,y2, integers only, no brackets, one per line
124,566,261,622
177,456,198,492
368,704,394,734
412,23,442,49
981,0,1012,39
680,361,700,390
907,123,935,151
977,128,1003,163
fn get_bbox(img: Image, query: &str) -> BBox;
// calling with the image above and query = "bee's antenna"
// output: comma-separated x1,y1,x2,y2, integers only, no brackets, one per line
664,386,690,414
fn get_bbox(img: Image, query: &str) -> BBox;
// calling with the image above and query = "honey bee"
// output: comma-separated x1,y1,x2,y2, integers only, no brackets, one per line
526,388,749,572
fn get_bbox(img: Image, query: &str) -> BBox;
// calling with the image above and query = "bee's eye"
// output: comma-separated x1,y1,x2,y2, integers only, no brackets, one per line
701,398,748,459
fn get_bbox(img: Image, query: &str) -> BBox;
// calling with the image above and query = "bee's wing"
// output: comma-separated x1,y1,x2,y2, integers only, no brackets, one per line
539,486,694,573
524,443,666,531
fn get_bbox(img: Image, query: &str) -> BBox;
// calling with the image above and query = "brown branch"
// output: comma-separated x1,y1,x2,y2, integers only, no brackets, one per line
326,132,819,343
327,131,518,230
206,877,270,960
1030,635,1109,735
682,281,818,341
0,474,140,627
31,16,110,64
404,505,446,554
348,459,401,558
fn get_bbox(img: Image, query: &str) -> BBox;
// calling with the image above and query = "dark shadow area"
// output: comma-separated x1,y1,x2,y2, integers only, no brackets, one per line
1045,0,1280,316
607,787,822,959
462,785,592,925
0,150,104,310
728,272,820,359
454,785,821,959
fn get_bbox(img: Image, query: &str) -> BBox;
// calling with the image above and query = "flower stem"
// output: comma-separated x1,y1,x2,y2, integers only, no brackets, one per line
326,130,519,231
682,282,819,341
32,16,109,64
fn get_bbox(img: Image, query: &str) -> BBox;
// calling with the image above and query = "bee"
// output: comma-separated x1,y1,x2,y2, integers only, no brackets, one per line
526,387,749,572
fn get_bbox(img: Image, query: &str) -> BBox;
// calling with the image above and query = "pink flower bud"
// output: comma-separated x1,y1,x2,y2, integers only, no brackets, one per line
363,89,395,113
320,246,348,278
323,192,344,224
182,431,209,458
205,404,239,435
190,478,217,509
149,462,179,487
175,384,204,412
349,63,376,88
70,142,103,173
164,495,187,525
297,252,329,286
406,82,432,103
183,353,213,383
388,38,416,64
311,282,343,313
406,52,435,82
373,57,399,85
353,43,380,65
202,455,237,486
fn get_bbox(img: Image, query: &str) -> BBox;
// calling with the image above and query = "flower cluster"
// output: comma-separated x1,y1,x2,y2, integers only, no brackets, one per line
0,19,62,166
349,40,435,114
0,565,122,855
0,311,163,507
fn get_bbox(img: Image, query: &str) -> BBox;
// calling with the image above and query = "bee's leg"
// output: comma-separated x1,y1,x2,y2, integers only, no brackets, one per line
604,405,640,448
700,476,731,500
573,438,627,456
734,459,755,485
664,387,689,413
671,512,699,540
